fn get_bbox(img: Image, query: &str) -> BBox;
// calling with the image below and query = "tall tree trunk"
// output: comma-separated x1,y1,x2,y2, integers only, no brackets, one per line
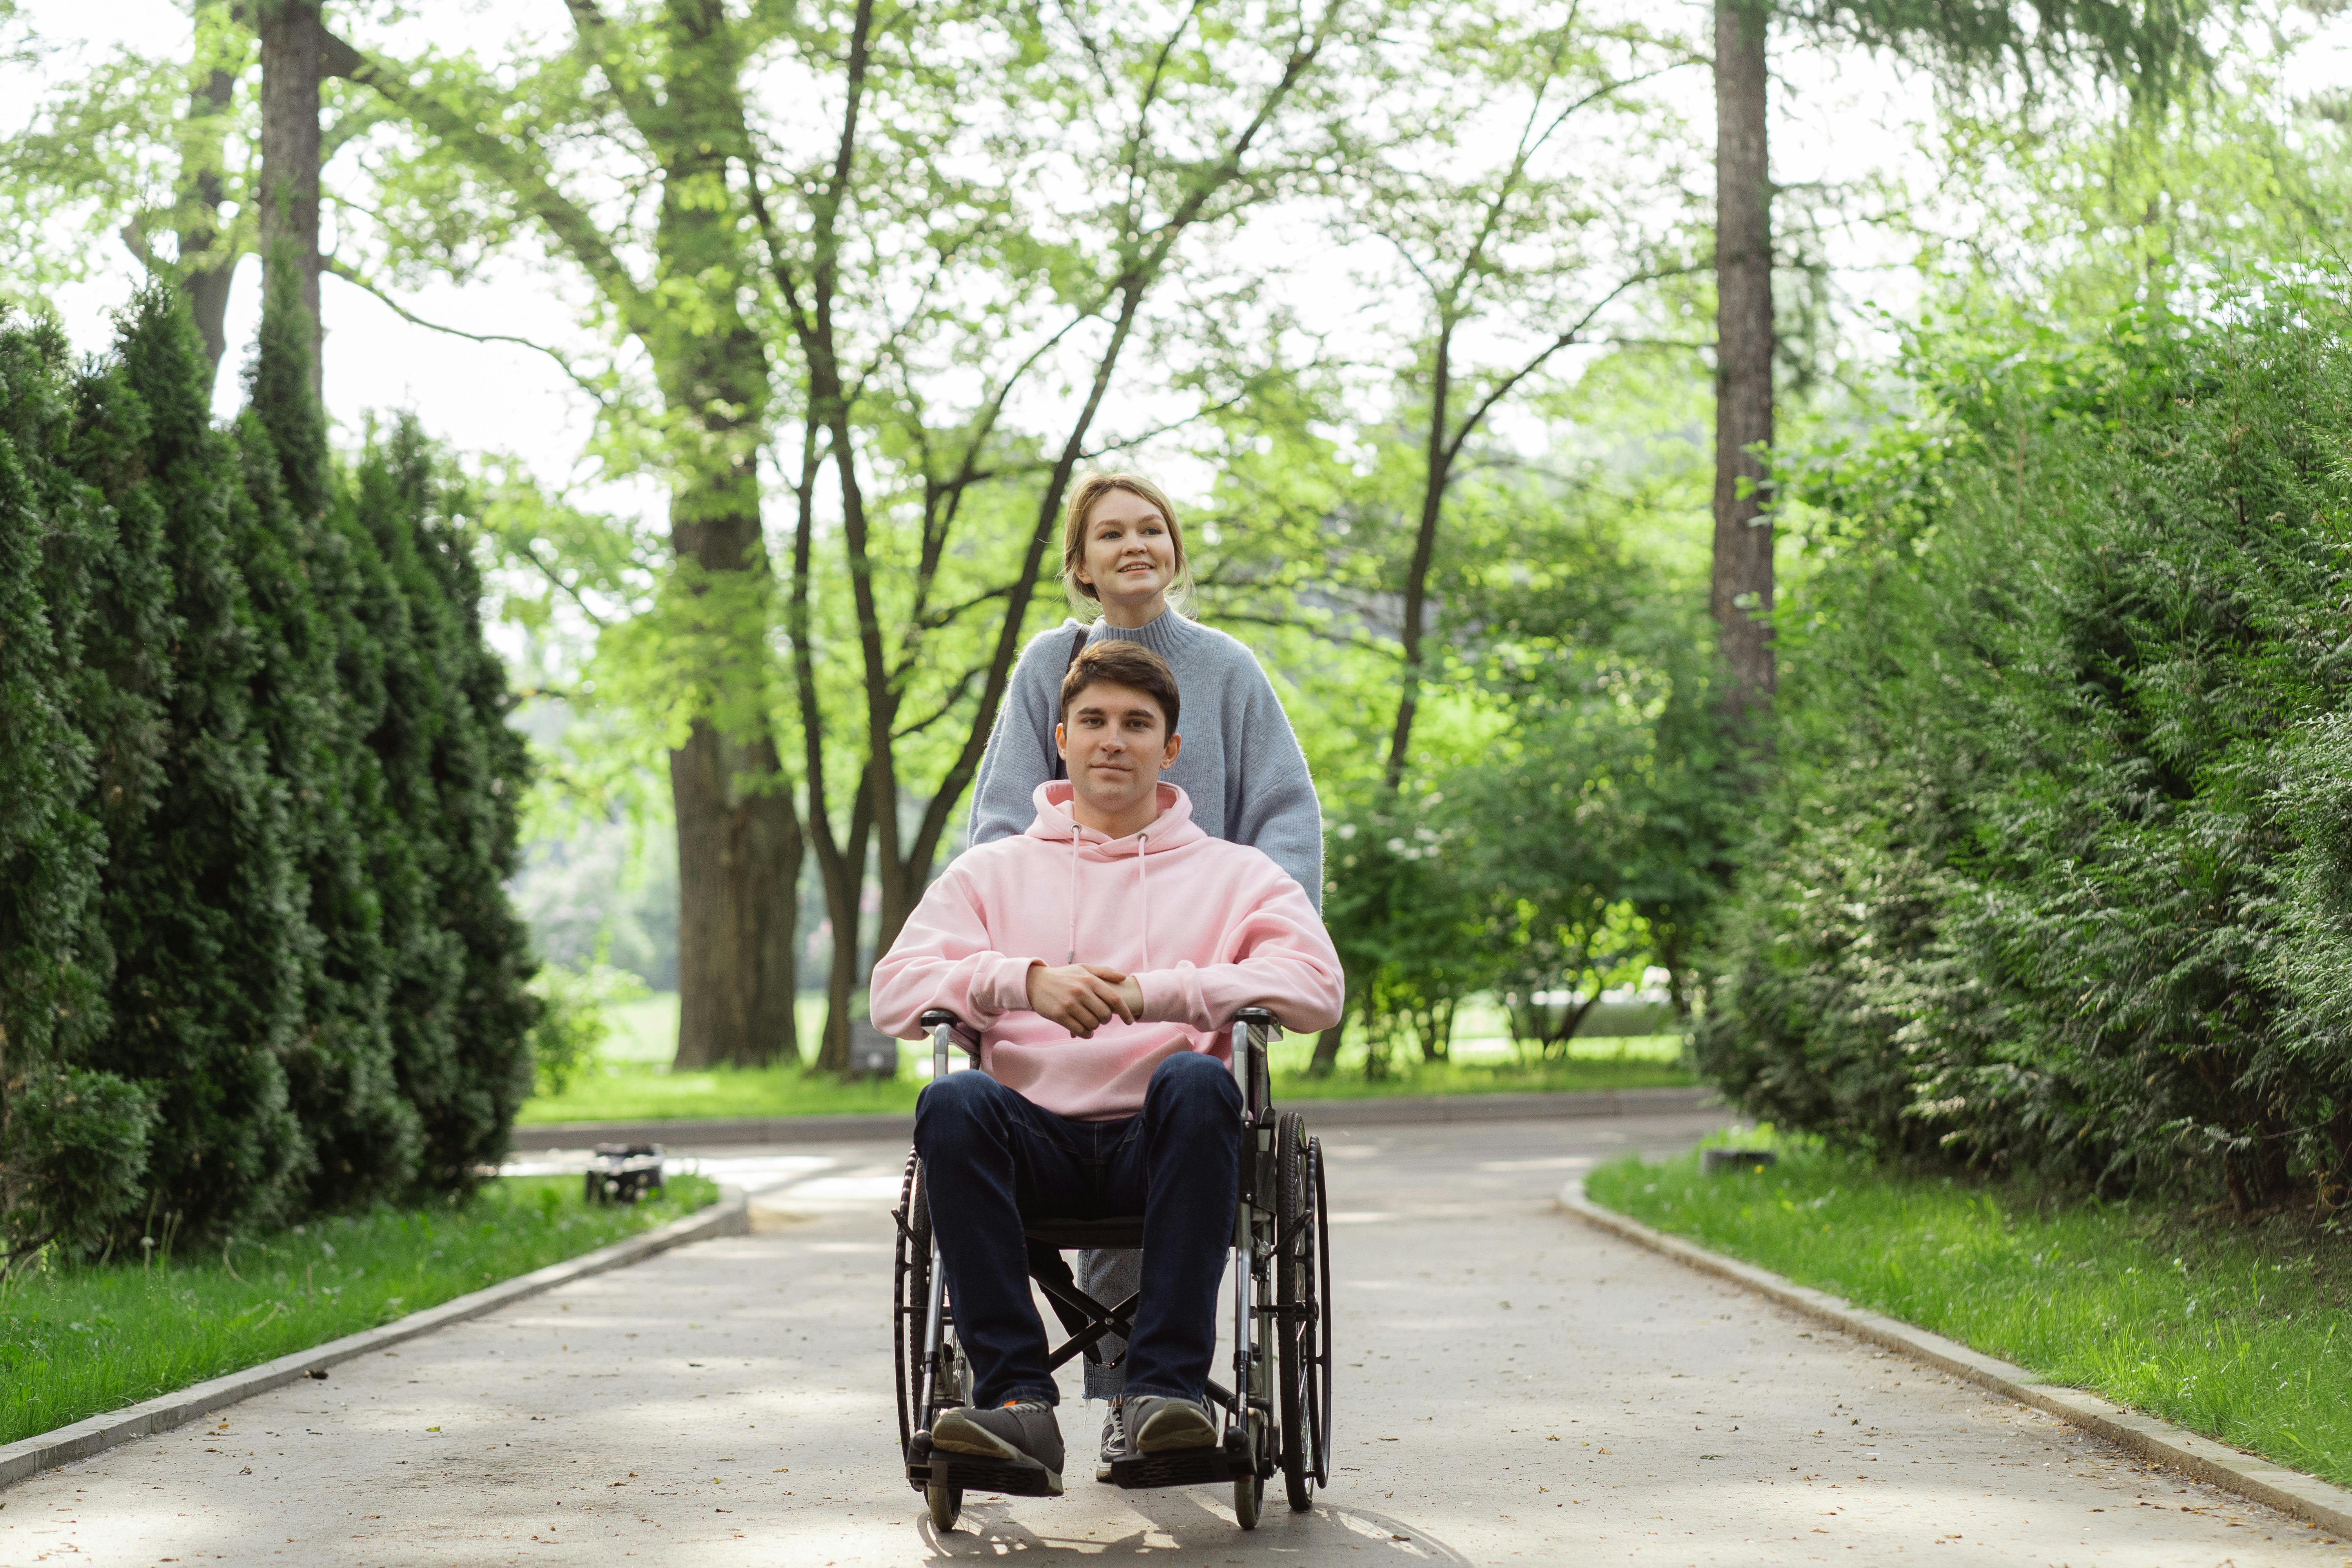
179,49,241,375
1711,0,1775,716
257,0,325,399
1384,323,1456,792
811,791,873,1075
669,723,802,1069
651,16,802,1070
662,354,800,1071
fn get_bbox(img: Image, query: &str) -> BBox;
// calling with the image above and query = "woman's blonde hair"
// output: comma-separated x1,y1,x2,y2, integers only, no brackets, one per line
1061,471,1193,615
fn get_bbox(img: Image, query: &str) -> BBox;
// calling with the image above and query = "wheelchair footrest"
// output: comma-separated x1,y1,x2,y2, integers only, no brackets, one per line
1107,1431,1254,1490
909,1453,1065,1499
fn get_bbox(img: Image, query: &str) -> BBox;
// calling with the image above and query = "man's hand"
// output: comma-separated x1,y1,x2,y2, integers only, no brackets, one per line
1026,962,1136,1036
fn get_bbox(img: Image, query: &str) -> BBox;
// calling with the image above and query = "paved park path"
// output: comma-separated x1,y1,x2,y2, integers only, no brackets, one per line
9,1110,2349,1566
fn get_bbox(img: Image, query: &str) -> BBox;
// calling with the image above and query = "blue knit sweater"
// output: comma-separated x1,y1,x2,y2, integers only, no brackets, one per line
965,610,1323,909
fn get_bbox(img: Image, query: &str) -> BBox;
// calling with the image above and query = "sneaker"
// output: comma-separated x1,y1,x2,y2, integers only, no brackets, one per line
1126,1394,1218,1454
932,1401,1065,1494
1095,1398,1127,1483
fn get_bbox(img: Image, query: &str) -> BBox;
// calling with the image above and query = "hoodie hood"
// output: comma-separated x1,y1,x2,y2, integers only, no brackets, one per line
1024,779,1206,855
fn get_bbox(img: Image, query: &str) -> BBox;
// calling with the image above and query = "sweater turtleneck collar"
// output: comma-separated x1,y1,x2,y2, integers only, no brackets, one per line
1089,607,1197,657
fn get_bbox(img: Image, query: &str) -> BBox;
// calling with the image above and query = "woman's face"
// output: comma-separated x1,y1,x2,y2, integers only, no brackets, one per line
1077,489,1177,613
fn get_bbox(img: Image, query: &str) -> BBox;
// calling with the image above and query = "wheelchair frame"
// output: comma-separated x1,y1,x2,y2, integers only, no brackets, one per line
893,1007,1334,1531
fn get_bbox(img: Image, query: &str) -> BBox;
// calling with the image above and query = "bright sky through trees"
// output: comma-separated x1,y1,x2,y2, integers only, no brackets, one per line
3,0,2055,497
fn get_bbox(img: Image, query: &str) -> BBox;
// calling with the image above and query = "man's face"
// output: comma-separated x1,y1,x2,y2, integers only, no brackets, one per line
1057,680,1180,820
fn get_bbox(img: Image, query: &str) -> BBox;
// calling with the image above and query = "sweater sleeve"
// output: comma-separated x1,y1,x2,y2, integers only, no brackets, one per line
1227,656,1325,911
868,865,1041,1039
1130,859,1344,1034
966,624,1075,848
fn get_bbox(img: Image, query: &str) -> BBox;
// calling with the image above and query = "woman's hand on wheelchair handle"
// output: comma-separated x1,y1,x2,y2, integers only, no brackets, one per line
1025,960,1137,1036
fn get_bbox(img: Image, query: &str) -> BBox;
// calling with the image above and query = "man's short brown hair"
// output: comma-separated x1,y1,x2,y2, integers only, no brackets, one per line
1058,641,1181,735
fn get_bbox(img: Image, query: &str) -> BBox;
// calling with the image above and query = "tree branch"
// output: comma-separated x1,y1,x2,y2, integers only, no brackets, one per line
321,29,655,332
324,258,613,405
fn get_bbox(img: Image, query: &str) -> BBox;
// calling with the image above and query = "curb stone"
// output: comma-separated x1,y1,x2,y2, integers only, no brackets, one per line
511,1083,1717,1151
0,1188,750,1492
1558,1179,2352,1539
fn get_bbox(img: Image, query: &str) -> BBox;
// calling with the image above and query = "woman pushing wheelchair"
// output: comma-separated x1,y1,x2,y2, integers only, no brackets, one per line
870,634,1342,1514
962,471,1326,1477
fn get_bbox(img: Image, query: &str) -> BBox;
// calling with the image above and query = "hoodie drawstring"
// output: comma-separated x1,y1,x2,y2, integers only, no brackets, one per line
1066,831,1080,964
1135,832,1149,970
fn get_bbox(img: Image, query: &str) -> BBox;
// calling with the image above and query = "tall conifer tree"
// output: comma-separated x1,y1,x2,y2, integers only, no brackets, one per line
352,421,536,1192
240,265,418,1215
73,287,309,1239
0,318,153,1265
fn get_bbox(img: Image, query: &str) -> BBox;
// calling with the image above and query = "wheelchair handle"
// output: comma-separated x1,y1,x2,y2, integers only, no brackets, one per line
1229,1008,1277,1118
918,1009,983,1049
920,1010,983,1083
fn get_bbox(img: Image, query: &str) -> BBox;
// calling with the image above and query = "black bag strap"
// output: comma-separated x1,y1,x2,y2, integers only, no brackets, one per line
1046,625,1088,782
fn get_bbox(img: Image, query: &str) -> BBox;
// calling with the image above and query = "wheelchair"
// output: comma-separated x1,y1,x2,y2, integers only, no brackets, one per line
893,1007,1334,1531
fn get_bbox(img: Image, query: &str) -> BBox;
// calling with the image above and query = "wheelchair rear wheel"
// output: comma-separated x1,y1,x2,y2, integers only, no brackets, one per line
1275,1117,1333,1510
893,1152,930,1458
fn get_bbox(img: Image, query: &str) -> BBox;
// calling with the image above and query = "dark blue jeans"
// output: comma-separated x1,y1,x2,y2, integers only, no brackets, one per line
915,1051,1241,1409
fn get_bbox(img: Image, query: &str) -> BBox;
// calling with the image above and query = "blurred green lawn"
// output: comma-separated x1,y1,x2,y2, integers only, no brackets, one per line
517,991,1696,1124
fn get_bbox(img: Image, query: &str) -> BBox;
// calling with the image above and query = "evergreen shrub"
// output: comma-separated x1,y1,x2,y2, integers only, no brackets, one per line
0,317,150,1265
79,288,309,1240
1699,288,2352,1208
0,283,537,1262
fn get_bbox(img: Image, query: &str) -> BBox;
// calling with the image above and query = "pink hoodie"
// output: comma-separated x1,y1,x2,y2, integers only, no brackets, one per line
869,782,1344,1121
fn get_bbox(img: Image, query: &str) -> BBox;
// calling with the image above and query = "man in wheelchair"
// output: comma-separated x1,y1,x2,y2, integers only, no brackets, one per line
871,641,1342,1495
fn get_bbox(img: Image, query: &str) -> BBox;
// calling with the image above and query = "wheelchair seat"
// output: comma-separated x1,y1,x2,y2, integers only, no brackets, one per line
1021,1216,1145,1249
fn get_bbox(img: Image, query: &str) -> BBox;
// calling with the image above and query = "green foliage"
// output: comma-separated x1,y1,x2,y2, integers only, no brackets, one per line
0,1067,154,1267
71,287,311,1241
1700,284,2352,1207
0,314,146,1268
0,284,537,1259
1298,440,1745,1073
347,419,539,1194
1788,0,2210,105
527,961,651,1099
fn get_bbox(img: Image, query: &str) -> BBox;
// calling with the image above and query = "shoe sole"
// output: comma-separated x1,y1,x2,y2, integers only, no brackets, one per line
932,1416,1065,1494
1132,1408,1218,1454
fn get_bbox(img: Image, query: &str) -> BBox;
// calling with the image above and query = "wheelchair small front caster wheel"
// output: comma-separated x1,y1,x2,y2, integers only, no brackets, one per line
926,1481,963,1531
1233,1470,1263,1530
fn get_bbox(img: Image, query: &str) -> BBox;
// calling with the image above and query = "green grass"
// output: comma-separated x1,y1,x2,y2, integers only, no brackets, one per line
0,1173,719,1448
1585,1133,2352,1490
521,1062,928,1123
520,1026,1696,1124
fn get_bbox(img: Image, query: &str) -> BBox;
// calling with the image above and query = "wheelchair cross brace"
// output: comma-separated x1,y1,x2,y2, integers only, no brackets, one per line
1031,1275,1137,1373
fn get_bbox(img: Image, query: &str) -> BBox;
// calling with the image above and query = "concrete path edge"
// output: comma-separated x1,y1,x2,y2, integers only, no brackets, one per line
0,1188,751,1492
513,1083,1715,1151
1557,1178,2352,1538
